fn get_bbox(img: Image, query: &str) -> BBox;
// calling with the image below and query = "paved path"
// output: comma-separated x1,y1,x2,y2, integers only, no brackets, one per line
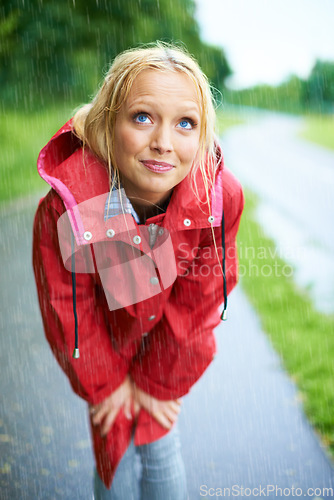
221,111,334,314
0,196,333,499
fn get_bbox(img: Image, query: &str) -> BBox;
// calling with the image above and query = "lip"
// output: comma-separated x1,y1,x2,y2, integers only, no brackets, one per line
140,160,175,173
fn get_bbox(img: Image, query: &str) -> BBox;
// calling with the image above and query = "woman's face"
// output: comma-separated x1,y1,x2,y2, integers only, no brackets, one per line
113,69,201,208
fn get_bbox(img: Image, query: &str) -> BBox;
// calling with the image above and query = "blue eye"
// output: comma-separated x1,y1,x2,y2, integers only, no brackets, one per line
178,120,193,129
135,113,150,124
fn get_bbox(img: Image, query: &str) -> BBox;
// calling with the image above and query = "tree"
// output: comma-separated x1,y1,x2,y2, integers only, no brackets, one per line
306,60,334,112
0,0,231,108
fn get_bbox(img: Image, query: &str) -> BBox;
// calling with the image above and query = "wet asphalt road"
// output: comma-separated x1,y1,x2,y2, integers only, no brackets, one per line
0,191,333,499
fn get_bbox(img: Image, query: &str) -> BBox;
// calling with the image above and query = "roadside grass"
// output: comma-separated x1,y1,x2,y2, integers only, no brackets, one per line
237,189,334,459
0,106,73,203
298,114,334,152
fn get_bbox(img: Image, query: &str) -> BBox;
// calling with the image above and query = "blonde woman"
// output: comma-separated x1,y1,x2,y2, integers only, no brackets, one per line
33,42,244,499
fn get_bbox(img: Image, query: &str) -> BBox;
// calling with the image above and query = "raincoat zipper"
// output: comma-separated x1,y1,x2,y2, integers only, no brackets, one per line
148,223,159,249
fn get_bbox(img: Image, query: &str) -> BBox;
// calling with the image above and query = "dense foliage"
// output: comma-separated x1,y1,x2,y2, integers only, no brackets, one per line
0,0,231,108
226,60,334,114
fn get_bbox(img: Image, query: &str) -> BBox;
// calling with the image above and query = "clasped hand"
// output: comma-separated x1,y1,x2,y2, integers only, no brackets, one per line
89,375,182,437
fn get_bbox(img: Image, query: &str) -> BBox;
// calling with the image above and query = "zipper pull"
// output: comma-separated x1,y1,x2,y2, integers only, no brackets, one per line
148,223,158,248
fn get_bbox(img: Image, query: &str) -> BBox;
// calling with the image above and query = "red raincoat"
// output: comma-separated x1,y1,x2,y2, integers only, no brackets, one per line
32,120,244,488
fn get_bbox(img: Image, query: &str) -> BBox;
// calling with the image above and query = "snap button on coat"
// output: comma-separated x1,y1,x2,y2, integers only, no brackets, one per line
106,229,115,238
84,231,92,241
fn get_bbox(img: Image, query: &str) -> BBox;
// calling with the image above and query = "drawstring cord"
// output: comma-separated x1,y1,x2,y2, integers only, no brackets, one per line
71,231,80,359
221,210,227,321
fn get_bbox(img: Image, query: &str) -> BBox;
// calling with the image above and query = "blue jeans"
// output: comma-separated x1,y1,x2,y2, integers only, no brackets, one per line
93,424,187,500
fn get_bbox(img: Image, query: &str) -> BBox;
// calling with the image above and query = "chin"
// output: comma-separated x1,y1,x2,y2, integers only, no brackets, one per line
143,178,173,192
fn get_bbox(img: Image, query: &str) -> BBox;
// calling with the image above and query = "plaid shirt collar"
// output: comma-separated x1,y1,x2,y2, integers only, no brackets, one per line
104,184,140,224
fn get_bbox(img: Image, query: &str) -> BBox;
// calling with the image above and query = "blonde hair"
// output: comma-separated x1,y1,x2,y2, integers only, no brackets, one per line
73,41,219,206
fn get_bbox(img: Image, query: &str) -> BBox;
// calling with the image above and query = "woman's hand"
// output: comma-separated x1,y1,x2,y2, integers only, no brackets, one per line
133,383,182,430
89,375,136,436
89,376,182,436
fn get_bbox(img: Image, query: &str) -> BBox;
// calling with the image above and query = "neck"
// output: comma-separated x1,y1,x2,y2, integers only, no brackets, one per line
129,191,172,223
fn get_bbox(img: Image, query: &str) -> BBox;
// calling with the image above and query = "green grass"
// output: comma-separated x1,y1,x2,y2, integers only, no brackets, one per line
0,106,73,203
298,114,334,151
237,189,334,459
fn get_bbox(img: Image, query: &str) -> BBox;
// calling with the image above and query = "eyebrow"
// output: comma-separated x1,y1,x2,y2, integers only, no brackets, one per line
127,99,200,115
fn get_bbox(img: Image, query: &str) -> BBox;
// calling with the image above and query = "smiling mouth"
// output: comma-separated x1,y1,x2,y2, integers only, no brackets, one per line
140,160,175,173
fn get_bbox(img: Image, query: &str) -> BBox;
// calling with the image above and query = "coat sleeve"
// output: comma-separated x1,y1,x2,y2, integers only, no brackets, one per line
32,190,130,405
130,174,245,400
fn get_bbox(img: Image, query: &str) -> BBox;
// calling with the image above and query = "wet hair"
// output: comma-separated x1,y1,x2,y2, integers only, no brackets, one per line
73,41,219,206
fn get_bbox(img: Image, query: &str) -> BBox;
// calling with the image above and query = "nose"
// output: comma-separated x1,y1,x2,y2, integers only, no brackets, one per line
150,123,173,155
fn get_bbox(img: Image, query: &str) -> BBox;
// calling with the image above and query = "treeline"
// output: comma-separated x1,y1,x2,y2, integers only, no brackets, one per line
225,60,334,114
0,0,231,110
